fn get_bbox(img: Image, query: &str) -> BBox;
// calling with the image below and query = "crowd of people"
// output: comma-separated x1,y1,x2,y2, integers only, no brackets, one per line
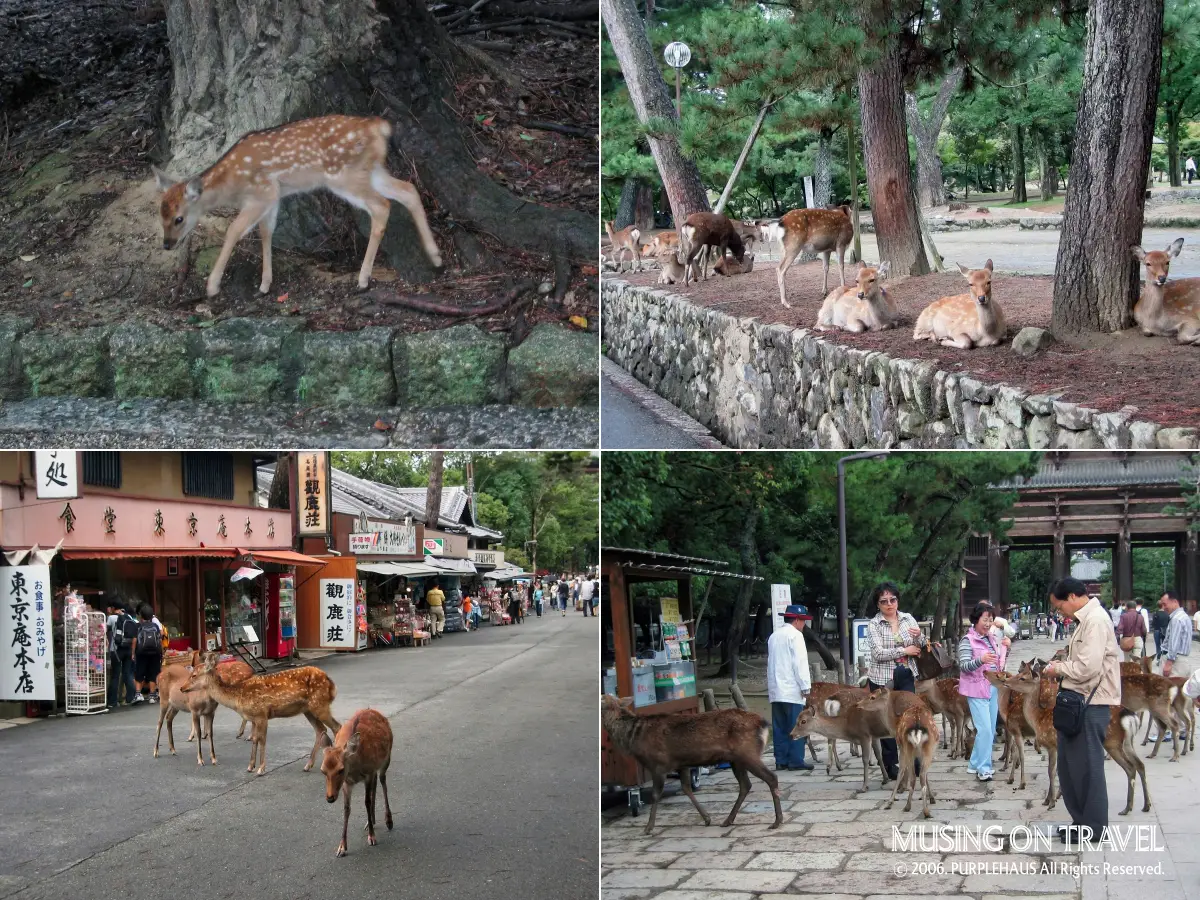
453,573,600,630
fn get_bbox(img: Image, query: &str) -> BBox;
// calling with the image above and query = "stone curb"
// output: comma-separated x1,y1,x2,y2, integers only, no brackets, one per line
0,317,598,410
856,214,1200,233
600,279,1198,450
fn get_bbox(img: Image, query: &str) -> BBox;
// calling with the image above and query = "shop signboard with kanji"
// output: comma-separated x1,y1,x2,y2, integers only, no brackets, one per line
319,578,356,649
1,565,56,701
34,451,78,499
349,523,417,555
297,452,330,536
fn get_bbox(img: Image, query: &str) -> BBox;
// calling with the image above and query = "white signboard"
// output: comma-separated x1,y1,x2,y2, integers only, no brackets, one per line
472,550,503,567
422,538,444,556
319,578,356,649
803,176,815,209
771,583,792,633
349,523,417,555
853,618,872,667
34,451,78,499
1,565,56,701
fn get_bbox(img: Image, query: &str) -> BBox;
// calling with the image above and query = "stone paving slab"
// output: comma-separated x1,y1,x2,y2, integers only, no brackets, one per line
676,870,798,893
743,852,844,871
668,853,757,870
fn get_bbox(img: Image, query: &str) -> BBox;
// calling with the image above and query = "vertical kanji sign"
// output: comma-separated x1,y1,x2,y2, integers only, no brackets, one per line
319,578,356,649
1,565,56,701
34,451,78,499
297,451,330,536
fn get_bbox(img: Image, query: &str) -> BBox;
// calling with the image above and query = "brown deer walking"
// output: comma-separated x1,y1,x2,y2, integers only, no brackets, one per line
913,260,1007,348
774,206,854,308
605,221,643,271
154,660,220,766
1131,238,1200,344
153,115,442,297
183,652,340,775
1121,672,1186,761
321,709,395,858
600,695,783,834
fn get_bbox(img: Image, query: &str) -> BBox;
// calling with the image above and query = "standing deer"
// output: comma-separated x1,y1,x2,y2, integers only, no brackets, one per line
913,260,1007,348
183,654,255,743
1121,673,1186,760
791,689,891,792
153,115,442,297
321,709,395,858
600,694,782,834
154,660,221,766
182,652,340,775
1131,238,1200,344
605,221,643,271
775,206,854,308
814,262,896,332
680,213,746,286
916,678,968,759
985,670,1058,808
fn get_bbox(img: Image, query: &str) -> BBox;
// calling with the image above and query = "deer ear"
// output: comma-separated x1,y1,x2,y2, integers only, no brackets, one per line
152,166,174,192
1132,245,1146,262
185,178,203,201
984,259,993,272
1169,237,1184,258
957,262,971,276
876,261,890,279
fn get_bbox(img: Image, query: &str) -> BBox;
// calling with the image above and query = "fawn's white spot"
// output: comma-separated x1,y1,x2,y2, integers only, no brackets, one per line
243,156,252,162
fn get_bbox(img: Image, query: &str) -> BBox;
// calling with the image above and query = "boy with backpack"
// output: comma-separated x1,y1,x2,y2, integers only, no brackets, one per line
106,596,140,707
134,604,163,704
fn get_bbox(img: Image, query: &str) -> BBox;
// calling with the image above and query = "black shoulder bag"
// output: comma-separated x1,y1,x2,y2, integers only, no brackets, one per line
1053,680,1100,737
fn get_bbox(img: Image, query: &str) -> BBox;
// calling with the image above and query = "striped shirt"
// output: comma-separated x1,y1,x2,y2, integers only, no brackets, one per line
1164,608,1193,661
865,612,926,686
957,632,999,672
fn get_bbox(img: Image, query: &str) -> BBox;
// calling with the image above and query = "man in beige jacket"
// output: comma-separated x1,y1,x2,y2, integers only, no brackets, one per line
1043,577,1121,845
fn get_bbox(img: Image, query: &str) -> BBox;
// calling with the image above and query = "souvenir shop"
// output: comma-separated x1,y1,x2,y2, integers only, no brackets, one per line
356,561,442,647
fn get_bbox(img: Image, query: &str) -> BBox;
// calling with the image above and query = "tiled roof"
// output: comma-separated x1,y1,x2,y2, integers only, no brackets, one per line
996,454,1197,490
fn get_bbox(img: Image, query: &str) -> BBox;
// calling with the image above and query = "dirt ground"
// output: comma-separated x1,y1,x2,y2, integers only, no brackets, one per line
0,0,597,335
618,261,1200,428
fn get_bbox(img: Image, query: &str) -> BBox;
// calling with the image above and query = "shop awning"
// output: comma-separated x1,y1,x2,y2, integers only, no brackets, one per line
236,548,328,567
489,564,527,581
61,548,238,560
356,561,440,578
424,557,478,575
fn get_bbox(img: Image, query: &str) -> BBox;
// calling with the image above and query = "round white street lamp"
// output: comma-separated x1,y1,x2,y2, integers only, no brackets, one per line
664,41,691,117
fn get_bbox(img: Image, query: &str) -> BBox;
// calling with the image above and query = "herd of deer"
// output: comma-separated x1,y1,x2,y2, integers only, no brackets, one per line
152,651,394,858
605,209,1200,347
601,649,1196,835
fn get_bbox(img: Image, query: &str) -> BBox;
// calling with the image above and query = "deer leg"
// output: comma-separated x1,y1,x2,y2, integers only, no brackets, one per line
371,171,443,268
187,715,196,742
165,706,178,756
153,703,169,758
776,239,803,308
821,251,831,296
257,204,280,295
1044,747,1057,809
192,710,204,766
1148,713,1168,758
1169,709,1183,762
643,771,665,835
236,717,247,740
337,783,352,857
676,766,711,827
683,242,704,287
742,758,784,829
253,722,268,775
366,774,379,847
207,712,218,765
207,200,271,297
380,764,394,830
355,196,392,291
837,245,847,287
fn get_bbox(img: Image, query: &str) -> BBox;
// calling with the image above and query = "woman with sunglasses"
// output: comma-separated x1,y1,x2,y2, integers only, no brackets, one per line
865,582,930,780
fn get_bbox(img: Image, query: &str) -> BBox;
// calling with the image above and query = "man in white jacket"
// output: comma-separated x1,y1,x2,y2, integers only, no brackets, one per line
767,605,814,771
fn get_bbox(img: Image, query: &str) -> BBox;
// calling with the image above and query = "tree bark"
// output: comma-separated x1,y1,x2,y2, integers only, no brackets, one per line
714,99,773,215
857,4,929,278
268,455,290,509
602,0,710,224
642,0,654,27
615,178,653,230
1052,0,1165,334
815,126,833,209
1011,123,1027,203
848,113,861,263
425,451,445,528
718,505,758,683
905,67,961,209
162,0,593,282
1168,107,1181,187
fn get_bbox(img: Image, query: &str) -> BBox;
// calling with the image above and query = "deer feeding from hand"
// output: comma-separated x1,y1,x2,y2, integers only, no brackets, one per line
153,115,443,298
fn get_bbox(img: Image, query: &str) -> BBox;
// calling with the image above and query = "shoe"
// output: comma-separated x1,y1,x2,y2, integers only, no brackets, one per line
977,771,993,782
967,766,977,774
148,696,158,704
131,695,145,704
792,760,814,771
886,766,900,781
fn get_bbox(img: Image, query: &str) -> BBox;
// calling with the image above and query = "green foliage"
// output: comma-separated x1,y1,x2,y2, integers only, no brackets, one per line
1008,548,1053,614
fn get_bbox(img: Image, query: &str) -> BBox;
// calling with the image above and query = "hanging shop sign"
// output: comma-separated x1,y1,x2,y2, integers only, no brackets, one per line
422,538,444,556
472,550,503,568
319,578,356,649
34,451,78,499
298,452,330,536
0,565,56,701
771,584,793,633
349,523,417,555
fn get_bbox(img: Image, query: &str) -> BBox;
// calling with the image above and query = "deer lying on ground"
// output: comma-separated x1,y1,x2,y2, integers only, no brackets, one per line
153,115,442,297
321,708,394,858
600,694,782,834
605,221,643,271
1131,238,1200,344
791,688,891,792
1121,672,1186,760
680,212,746,286
985,670,1058,808
735,220,758,254
656,249,701,285
913,260,1007,348
859,689,939,817
642,231,679,258
814,262,896,332
775,206,854,308
713,253,755,277
916,677,968,758
183,652,340,775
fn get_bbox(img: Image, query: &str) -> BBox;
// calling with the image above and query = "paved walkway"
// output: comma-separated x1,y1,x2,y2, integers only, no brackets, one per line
601,358,723,449
601,636,1198,900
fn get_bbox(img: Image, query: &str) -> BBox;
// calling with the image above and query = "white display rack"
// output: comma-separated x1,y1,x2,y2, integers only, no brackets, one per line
64,601,107,715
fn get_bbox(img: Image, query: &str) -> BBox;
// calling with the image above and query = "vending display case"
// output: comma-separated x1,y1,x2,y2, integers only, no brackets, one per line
63,594,107,715
265,572,297,660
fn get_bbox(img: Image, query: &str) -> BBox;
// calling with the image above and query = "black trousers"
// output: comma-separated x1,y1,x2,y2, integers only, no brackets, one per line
1057,704,1110,837
870,665,916,777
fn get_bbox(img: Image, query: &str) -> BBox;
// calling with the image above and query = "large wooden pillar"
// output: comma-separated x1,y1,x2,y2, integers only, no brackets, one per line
988,536,1003,607
1181,528,1199,614
1114,528,1133,605
1052,530,1069,581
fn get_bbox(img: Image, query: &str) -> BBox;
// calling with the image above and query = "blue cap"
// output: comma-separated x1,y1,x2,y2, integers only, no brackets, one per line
783,605,811,620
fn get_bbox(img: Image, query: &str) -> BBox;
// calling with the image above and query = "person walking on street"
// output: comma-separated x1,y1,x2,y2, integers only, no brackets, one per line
1116,600,1147,661
767,605,814,771
958,603,1006,782
591,579,600,616
1136,599,1151,644
1152,605,1170,661
133,604,163,703
1188,156,1197,184
1043,577,1121,845
533,583,544,617
1161,591,1193,679
1049,615,1059,642
558,580,569,617
426,583,446,638
106,597,139,707
865,582,930,780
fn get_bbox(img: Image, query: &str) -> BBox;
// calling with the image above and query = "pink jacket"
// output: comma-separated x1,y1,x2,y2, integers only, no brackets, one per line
958,628,1006,699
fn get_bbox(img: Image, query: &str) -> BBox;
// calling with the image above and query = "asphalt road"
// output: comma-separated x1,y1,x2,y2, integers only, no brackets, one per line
601,359,722,450
0,612,598,900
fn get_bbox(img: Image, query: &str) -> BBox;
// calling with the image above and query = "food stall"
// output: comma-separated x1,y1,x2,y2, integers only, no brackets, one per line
600,547,764,814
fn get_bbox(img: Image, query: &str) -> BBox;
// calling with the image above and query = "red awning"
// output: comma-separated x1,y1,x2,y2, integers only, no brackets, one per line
235,548,328,567
61,548,237,560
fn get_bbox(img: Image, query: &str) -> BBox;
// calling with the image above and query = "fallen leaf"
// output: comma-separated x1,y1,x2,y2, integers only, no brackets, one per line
19,254,36,262
519,133,534,141
372,418,395,432
22,278,33,288
569,315,588,329
581,265,598,275
482,116,495,127
62,291,73,298
276,292,289,303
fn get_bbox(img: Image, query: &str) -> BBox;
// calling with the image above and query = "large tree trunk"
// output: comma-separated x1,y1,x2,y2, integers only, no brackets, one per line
857,6,929,278
1011,123,1027,203
1168,108,1181,187
716,505,758,682
602,0,710,224
1052,0,1165,334
425,451,445,528
815,126,833,208
162,0,593,282
615,178,653,230
714,99,773,215
905,67,961,209
848,113,861,263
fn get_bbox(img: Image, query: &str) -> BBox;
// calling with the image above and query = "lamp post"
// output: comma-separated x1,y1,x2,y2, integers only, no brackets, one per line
663,41,691,117
837,451,890,683
1162,559,1170,593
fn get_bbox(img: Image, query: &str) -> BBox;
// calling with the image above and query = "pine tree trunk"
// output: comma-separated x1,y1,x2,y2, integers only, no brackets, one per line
425,451,445,528
1011,123,1027,203
815,127,833,208
1168,108,1181,187
716,505,758,683
615,179,640,229
857,9,929,278
1052,0,1165,334
162,0,593,280
633,182,655,231
601,0,710,224
904,67,961,209
714,99,772,215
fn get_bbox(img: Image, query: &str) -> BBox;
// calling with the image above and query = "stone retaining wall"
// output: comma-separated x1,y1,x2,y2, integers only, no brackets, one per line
0,318,597,409
601,279,1198,449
